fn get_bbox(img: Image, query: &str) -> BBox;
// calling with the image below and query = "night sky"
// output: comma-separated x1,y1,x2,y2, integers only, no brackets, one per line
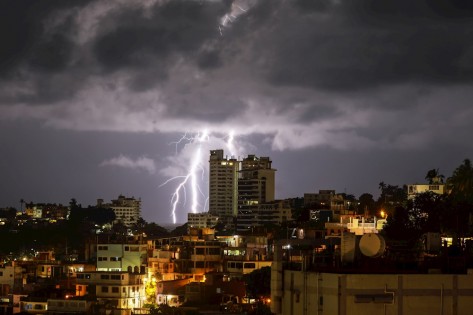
1,0,473,225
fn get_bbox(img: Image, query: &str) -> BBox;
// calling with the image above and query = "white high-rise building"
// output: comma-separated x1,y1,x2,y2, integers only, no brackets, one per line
208,149,239,218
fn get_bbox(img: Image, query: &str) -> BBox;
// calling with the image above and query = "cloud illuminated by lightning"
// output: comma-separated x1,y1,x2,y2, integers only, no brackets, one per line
219,0,252,36
160,131,241,224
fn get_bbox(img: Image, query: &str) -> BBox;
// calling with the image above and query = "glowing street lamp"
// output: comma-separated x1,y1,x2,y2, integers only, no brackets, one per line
380,210,386,219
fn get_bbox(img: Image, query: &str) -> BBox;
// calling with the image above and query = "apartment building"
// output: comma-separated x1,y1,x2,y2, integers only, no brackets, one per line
97,195,141,226
0,264,23,294
304,190,356,221
407,183,447,200
148,250,177,282
76,271,146,310
208,150,287,231
96,243,147,273
24,203,69,221
209,149,239,218
237,154,277,231
187,212,219,228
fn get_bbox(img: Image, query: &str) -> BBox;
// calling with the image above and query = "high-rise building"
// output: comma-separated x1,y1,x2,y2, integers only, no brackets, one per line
208,150,279,231
239,155,276,204
208,149,239,218
237,154,276,231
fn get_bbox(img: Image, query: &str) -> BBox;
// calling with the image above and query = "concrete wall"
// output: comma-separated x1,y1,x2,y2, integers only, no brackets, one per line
276,271,473,315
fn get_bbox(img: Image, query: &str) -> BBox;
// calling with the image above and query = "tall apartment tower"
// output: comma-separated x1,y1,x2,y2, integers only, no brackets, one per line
237,155,276,230
208,149,239,218
239,155,276,203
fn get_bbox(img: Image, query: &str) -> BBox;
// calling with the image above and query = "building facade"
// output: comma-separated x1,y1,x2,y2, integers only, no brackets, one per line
208,149,239,218
187,212,219,228
271,269,473,315
407,184,447,200
96,243,148,273
76,271,146,310
97,195,141,226
208,150,281,231
237,155,276,231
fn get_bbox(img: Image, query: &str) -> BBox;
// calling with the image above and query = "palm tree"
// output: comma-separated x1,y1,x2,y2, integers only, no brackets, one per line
425,168,445,184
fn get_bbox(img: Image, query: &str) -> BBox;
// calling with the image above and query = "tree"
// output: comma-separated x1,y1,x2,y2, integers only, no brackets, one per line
377,183,407,215
145,277,157,304
89,207,116,226
143,222,170,238
170,223,189,236
410,191,446,233
382,205,421,245
425,168,444,184
447,159,473,203
243,267,271,299
358,193,375,215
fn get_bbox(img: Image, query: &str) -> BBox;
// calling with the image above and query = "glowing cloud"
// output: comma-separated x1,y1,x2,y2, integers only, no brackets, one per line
101,155,156,174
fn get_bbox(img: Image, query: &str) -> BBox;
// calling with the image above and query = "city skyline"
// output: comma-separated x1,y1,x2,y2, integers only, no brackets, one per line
1,1,473,224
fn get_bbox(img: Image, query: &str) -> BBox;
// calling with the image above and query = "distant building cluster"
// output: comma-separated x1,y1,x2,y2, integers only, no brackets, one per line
209,149,292,231
0,225,274,314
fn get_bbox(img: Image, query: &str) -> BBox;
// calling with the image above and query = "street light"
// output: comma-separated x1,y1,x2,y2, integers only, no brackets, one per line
380,210,386,219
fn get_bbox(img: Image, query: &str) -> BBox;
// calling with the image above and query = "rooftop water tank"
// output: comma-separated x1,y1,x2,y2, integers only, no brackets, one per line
341,231,356,263
359,233,385,258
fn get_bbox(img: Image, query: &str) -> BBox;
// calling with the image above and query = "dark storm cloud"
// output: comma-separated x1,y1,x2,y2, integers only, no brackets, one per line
197,50,222,69
294,0,334,12
249,0,473,91
93,0,231,74
0,0,93,105
0,0,89,74
0,0,472,142
29,33,73,72
344,0,473,20
160,92,247,122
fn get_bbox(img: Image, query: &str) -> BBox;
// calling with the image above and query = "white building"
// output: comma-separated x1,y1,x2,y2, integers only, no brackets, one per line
97,195,141,226
96,243,148,272
76,271,146,310
0,264,23,294
187,212,219,228
209,149,239,218
407,184,447,200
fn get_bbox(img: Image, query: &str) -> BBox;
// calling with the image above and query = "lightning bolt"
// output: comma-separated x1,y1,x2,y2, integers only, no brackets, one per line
219,1,251,36
160,131,240,224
